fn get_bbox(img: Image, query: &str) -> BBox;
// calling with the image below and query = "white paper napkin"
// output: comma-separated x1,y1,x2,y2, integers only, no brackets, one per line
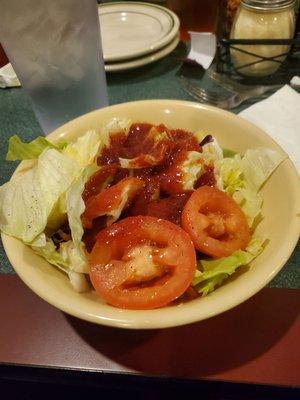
187,32,216,70
239,85,300,173
0,63,21,88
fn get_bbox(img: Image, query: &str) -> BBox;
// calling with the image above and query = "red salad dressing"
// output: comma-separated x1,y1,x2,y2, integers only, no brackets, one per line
195,165,216,188
83,123,216,247
82,165,117,201
146,193,191,225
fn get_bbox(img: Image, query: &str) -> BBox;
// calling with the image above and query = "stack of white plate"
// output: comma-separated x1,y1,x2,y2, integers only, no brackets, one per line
98,2,180,72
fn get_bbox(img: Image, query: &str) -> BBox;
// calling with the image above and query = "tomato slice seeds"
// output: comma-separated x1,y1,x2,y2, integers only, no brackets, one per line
89,216,196,309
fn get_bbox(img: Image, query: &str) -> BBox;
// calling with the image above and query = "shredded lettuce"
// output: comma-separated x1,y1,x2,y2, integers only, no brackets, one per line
194,274,227,297
63,130,101,169
119,154,161,169
29,163,98,284
31,238,69,271
218,148,285,226
233,188,263,227
0,129,104,292
103,117,132,135
31,237,88,275
223,148,237,158
46,133,102,231
46,194,68,231
193,237,265,296
30,232,47,248
6,135,67,161
242,148,286,191
1,130,102,242
59,241,88,274
181,151,204,191
66,165,98,247
31,239,89,292
201,138,224,163
0,149,79,243
67,270,90,293
101,117,132,147
218,154,244,195
64,164,99,272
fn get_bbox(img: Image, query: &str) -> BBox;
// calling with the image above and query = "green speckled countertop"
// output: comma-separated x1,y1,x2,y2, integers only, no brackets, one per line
0,40,299,288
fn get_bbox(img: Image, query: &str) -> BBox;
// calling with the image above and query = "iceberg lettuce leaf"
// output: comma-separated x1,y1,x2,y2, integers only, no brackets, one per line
63,130,101,169
31,238,69,271
101,117,132,146
223,148,237,158
218,149,285,226
66,164,98,245
193,237,265,296
31,239,89,291
0,131,103,242
67,271,90,293
194,274,227,297
242,148,286,191
46,132,102,231
6,135,67,161
201,137,224,164
59,240,89,274
0,149,79,243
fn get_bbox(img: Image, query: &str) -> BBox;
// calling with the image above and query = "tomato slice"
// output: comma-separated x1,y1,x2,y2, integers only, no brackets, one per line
89,216,196,309
181,186,250,258
82,177,144,228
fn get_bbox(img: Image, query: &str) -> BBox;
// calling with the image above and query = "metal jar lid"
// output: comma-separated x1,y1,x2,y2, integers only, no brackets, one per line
241,0,296,11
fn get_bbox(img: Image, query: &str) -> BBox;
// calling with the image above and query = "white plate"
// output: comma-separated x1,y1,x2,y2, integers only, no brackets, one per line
105,34,179,72
98,2,180,62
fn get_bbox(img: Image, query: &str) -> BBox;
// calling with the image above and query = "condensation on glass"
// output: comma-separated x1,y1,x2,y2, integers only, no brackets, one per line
0,0,108,134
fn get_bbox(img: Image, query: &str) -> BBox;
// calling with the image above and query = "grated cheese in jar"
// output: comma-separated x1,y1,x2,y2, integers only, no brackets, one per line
230,0,296,77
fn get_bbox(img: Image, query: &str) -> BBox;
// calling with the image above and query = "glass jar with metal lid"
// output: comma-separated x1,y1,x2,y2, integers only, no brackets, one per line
230,0,296,76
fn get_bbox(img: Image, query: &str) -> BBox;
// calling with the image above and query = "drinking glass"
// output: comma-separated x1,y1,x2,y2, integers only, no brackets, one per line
0,0,108,134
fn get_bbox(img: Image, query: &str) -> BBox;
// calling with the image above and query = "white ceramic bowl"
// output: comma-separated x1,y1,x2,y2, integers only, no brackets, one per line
2,100,300,329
